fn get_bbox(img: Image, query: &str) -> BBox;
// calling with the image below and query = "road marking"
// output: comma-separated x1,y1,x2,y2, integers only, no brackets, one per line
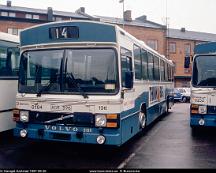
117,153,136,169
117,123,163,169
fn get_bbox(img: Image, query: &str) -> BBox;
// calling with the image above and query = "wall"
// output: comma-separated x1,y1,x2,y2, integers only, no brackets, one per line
121,25,166,56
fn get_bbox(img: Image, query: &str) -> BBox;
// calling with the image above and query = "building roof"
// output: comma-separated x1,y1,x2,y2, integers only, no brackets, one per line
1,3,216,42
168,28,216,42
0,4,88,19
0,31,19,43
96,15,165,29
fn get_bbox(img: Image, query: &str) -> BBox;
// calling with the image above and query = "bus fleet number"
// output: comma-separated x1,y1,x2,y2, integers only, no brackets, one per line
31,103,43,110
98,106,107,111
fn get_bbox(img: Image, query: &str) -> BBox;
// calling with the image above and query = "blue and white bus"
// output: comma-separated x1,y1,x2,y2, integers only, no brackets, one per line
0,32,19,133
190,42,216,128
13,21,174,146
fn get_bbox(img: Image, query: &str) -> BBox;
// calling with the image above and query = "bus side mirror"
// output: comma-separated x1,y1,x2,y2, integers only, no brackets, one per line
125,71,133,89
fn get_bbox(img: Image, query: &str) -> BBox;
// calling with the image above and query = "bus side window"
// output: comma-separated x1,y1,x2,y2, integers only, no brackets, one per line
121,48,132,87
160,60,165,81
147,53,154,81
141,49,148,80
133,45,141,80
165,63,168,82
153,55,160,81
168,64,172,82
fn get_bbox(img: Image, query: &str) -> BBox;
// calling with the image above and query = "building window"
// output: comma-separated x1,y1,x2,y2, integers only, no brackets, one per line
54,17,62,21
169,42,176,53
185,43,191,56
25,13,33,19
9,12,16,17
147,40,158,51
1,11,8,16
7,28,22,35
33,14,39,19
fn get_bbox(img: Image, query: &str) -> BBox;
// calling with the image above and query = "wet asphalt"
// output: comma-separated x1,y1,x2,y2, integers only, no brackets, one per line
0,103,216,169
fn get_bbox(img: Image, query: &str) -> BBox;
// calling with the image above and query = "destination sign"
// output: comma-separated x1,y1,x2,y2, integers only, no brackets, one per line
49,26,79,39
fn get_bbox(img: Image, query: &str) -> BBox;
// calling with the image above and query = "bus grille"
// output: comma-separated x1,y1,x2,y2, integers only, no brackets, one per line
29,111,95,127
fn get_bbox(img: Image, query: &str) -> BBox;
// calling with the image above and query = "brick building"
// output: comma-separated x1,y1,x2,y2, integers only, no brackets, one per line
1,1,216,87
168,29,216,87
98,14,167,56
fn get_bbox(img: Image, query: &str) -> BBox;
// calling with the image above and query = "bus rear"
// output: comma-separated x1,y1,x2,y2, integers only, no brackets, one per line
190,42,216,128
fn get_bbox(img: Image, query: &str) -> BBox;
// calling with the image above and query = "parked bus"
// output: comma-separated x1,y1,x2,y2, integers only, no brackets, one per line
13,21,174,146
190,42,216,129
0,32,19,133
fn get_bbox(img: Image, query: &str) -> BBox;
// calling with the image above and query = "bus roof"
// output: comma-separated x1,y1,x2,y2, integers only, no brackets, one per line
0,32,19,43
194,42,216,54
20,20,117,47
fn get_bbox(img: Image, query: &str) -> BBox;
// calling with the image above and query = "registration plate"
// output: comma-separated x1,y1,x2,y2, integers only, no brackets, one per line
50,104,72,111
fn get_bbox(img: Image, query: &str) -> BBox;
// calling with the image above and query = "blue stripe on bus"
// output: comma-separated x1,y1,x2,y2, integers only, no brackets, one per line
20,22,117,46
120,90,168,144
14,123,122,145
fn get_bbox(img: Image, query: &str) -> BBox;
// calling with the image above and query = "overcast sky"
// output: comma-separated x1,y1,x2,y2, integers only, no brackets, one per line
2,0,215,33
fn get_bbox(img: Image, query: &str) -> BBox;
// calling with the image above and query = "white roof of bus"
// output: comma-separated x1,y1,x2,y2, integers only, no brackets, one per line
0,32,19,43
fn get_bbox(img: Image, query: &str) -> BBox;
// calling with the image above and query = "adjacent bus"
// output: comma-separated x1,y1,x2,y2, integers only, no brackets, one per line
0,32,19,133
190,42,216,128
13,21,174,146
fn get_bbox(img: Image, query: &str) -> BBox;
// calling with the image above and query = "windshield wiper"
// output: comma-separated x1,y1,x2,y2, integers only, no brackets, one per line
77,84,89,99
36,81,54,97
66,72,89,99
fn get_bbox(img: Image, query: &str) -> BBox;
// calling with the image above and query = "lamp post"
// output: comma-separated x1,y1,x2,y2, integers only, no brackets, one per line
119,0,125,29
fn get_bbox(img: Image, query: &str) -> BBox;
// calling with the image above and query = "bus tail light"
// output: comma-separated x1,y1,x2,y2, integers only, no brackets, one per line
191,104,207,114
191,104,199,114
13,109,20,121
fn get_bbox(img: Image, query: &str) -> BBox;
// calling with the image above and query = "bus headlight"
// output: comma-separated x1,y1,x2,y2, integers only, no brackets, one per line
95,114,107,127
198,106,207,114
20,111,29,122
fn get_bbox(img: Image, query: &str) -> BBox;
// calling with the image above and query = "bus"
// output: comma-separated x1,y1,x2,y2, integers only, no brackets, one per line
13,21,174,146
190,42,216,128
0,32,19,133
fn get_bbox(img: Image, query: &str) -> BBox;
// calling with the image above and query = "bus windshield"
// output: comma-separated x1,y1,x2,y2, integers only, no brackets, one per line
192,55,216,87
19,48,118,94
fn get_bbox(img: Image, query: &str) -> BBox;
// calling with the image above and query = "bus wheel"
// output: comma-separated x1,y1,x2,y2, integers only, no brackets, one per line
139,111,146,129
181,97,187,103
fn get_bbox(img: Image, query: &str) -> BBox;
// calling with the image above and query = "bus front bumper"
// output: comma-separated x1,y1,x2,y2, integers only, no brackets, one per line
190,114,216,127
14,124,121,146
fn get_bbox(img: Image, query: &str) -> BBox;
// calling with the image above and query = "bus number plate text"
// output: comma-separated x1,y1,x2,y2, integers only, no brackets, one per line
31,103,43,110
